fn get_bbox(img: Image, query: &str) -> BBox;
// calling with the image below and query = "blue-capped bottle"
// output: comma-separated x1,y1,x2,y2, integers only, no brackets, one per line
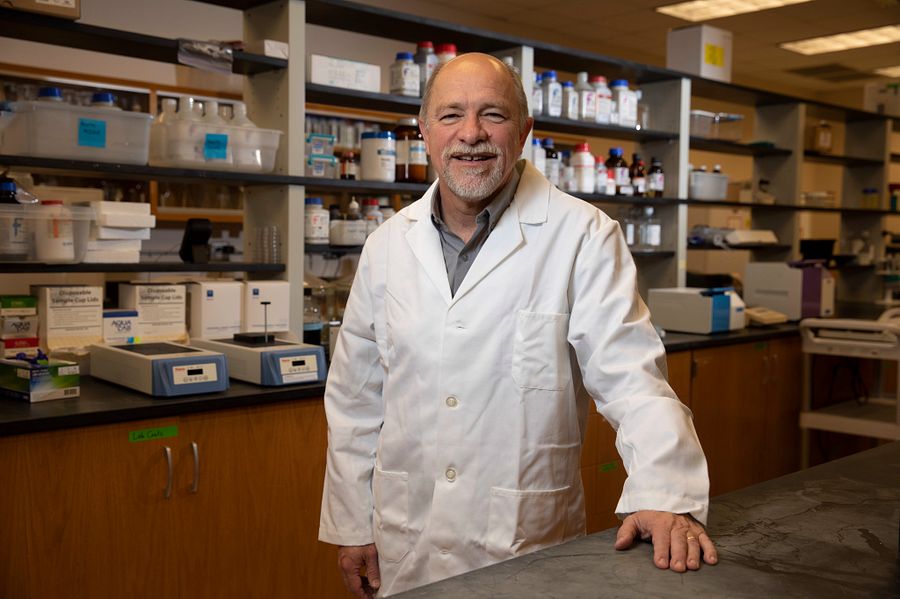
532,72,543,117
541,70,562,118
37,86,63,103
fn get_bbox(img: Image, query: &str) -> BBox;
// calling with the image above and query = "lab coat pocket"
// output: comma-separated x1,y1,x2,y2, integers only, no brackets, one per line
511,310,571,390
372,467,410,563
486,485,570,560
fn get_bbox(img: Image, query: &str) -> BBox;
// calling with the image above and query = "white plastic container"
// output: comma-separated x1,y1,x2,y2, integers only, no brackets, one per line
0,203,94,264
1,101,152,164
305,154,338,178
611,80,637,128
305,197,330,244
541,71,562,118
575,72,596,122
592,76,612,125
329,219,366,246
390,52,420,97
571,143,596,194
532,73,543,117
531,137,545,174
562,81,578,120
689,171,729,200
360,131,396,182
150,120,282,172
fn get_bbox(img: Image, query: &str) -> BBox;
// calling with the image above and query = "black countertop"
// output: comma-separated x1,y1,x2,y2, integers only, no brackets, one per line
661,323,799,352
398,441,900,598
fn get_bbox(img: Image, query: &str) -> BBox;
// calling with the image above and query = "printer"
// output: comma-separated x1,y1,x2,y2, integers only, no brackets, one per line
648,287,746,334
743,261,834,321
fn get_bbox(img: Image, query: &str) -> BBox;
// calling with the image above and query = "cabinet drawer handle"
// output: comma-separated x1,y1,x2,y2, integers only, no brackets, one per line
191,441,200,494
163,446,173,499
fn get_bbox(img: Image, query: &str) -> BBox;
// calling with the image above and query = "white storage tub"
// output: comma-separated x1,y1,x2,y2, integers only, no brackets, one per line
149,121,282,172
0,203,95,264
689,171,729,201
1,101,152,164
689,110,745,141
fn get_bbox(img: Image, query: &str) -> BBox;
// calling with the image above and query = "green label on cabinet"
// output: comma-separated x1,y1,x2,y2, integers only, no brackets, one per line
599,462,618,473
129,425,178,442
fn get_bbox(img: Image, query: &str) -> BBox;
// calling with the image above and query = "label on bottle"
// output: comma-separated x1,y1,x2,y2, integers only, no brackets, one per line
532,88,543,117
564,90,579,120
396,139,409,166
624,222,635,246
305,211,330,244
203,133,228,160
633,176,646,195
77,118,107,148
546,85,562,117
409,140,427,165
0,215,28,258
614,167,630,186
644,224,662,247
390,63,420,96
649,172,665,193
340,160,358,180
579,90,596,121
596,97,612,124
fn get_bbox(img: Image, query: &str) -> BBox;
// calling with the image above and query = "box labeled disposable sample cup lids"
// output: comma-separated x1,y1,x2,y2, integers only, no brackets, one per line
0,358,80,402
187,281,243,339
242,281,290,333
119,283,187,342
31,285,103,351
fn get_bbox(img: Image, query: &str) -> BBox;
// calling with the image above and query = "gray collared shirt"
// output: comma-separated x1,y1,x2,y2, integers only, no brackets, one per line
431,159,525,296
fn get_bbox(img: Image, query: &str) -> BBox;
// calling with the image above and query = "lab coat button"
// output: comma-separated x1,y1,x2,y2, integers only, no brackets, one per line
440,548,451,555
445,396,458,408
445,468,457,482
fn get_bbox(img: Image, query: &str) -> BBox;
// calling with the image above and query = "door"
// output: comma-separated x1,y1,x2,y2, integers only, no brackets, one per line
0,418,180,599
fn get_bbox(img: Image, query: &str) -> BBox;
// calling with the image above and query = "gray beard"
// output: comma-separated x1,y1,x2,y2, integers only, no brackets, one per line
440,142,507,201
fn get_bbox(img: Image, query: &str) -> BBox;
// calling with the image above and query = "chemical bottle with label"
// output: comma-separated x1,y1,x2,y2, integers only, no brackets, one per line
637,206,662,250
571,143,596,194
340,151,358,180
394,117,428,183
0,177,28,261
304,197,330,244
362,198,384,237
390,52,420,97
562,81,578,120
542,138,560,186
813,120,833,153
435,43,457,65
611,80,637,128
592,77,612,124
630,154,647,197
531,137,546,174
541,71,562,118
618,206,637,247
413,41,438,96
595,158,612,195
647,157,665,198
575,72,596,122
532,73,543,117
605,148,629,195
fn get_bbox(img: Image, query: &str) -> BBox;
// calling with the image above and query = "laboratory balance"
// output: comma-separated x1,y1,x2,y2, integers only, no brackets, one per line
90,342,229,397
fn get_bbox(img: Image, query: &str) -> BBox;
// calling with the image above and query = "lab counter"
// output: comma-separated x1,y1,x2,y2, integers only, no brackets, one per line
0,375,326,437
661,323,799,352
397,441,900,598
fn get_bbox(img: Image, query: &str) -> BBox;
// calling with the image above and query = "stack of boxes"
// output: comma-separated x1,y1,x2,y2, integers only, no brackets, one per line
0,295,40,358
87,201,156,263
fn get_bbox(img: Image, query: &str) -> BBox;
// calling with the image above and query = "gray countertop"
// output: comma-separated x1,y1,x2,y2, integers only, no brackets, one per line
398,442,900,598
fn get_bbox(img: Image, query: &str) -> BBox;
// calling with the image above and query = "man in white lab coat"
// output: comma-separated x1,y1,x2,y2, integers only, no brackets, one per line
319,53,717,598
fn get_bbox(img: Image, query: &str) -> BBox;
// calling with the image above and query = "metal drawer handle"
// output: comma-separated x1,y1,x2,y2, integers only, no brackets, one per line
163,446,173,499
191,441,200,494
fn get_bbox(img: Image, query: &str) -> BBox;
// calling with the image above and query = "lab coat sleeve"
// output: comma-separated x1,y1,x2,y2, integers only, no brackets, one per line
568,217,710,524
319,243,385,546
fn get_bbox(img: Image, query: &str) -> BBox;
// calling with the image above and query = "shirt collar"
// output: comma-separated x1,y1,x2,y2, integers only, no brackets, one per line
431,159,525,232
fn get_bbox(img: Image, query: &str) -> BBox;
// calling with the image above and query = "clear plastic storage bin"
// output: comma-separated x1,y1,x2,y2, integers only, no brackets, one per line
0,101,152,164
149,121,282,172
0,204,94,264
689,110,745,141
689,171,729,201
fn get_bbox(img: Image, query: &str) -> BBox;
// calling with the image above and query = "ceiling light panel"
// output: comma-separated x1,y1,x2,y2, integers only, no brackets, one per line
655,0,812,22
780,25,900,55
875,65,900,78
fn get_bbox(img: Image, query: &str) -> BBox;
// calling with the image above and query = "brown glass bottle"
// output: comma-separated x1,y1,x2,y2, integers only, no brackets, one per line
394,117,428,183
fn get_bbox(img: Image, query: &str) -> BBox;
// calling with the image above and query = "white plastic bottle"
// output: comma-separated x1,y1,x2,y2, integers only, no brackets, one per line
390,52,420,97
413,41,438,96
575,72,596,122
90,92,121,109
362,198,384,237
230,101,257,127
531,73,543,117
531,137,545,174
611,80,637,128
37,87,64,102
638,206,661,250
542,138,560,186
571,143,596,194
541,71,562,118
562,81,578,120
592,76,612,125
175,96,204,164
201,100,231,166
305,197,330,244
595,159,609,195
435,43,457,65
150,98,177,164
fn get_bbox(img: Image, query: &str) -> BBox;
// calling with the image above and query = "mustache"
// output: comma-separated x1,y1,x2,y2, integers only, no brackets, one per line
442,142,502,161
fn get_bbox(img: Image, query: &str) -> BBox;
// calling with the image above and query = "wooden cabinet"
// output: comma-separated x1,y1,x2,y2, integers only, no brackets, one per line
0,400,349,599
691,337,802,497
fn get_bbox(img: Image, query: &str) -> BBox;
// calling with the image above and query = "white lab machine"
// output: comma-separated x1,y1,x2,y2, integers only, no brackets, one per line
191,334,326,386
744,261,834,321
90,342,228,397
648,287,745,334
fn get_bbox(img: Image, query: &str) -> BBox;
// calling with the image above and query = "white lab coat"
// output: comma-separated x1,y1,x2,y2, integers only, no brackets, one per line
319,162,709,596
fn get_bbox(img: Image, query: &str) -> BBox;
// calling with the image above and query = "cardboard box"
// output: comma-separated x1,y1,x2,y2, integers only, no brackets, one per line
2,337,40,358
244,39,289,60
119,283,187,342
309,54,381,93
242,281,290,333
31,285,103,351
863,82,900,117
1,315,39,339
102,309,140,345
667,25,732,82
187,281,243,339
1,0,81,20
0,358,80,402
0,295,37,317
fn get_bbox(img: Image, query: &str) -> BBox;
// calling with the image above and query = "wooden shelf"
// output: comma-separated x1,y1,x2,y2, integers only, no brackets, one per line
631,250,675,258
0,262,284,274
0,7,286,76
688,244,792,252
0,155,297,185
306,83,420,114
683,199,896,215
803,151,883,168
689,137,792,157
890,153,900,163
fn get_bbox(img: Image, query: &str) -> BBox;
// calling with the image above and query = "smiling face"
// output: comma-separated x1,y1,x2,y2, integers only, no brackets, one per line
420,54,533,205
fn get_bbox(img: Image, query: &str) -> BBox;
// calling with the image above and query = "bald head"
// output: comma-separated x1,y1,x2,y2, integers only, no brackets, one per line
419,53,529,134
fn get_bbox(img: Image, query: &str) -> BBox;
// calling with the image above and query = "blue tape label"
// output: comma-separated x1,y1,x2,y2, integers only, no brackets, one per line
204,133,228,160
78,118,107,148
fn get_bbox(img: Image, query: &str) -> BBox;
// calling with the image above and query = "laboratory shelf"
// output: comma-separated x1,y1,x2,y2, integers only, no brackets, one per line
305,244,363,256
687,244,792,252
890,153,900,163
0,155,298,185
800,399,900,441
306,83,421,114
682,198,896,215
534,116,677,143
0,7,286,75
803,151,884,168
688,137,792,157
0,262,285,274
631,250,675,258
575,193,680,206
297,176,430,195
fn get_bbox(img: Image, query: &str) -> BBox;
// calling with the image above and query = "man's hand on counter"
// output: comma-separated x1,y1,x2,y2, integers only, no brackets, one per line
614,511,718,572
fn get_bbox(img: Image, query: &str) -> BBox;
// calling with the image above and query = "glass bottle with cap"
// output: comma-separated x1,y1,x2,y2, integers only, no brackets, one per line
394,117,427,183
413,41,438,96
390,52,420,97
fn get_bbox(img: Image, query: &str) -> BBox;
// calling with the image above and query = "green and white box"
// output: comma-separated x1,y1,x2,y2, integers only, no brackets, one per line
0,358,80,402
0,295,37,317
